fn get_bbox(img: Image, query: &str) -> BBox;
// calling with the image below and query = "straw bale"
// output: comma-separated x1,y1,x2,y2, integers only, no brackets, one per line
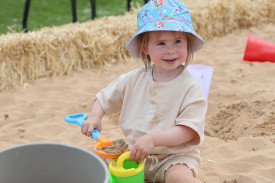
0,0,275,91
185,0,275,39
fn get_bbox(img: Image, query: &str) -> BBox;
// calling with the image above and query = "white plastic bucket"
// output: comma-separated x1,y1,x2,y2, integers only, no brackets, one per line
187,64,213,99
0,142,109,183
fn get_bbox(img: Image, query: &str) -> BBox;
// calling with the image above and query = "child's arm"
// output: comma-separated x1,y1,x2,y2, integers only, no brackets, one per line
129,125,197,163
150,125,197,146
81,99,105,137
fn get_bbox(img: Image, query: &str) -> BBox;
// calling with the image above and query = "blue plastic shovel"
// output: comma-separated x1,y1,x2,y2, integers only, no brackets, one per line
65,112,124,158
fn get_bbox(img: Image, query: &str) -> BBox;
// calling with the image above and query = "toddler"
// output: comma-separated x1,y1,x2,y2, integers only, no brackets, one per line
82,0,207,182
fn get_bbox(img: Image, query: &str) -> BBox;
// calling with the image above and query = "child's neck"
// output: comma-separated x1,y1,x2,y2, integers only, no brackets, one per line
152,65,184,82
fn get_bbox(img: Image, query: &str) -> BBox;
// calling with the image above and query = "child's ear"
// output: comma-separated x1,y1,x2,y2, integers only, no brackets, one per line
142,44,148,55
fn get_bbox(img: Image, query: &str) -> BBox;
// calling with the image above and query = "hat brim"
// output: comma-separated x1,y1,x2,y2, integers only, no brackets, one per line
126,19,205,58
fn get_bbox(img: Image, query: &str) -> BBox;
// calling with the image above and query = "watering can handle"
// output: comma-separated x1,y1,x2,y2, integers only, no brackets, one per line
65,113,103,140
117,151,131,167
109,151,145,178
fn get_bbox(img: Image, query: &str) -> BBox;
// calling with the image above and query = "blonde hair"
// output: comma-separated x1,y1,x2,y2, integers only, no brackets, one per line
138,32,194,69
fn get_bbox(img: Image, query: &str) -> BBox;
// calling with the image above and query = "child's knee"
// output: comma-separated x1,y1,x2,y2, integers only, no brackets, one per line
164,164,197,183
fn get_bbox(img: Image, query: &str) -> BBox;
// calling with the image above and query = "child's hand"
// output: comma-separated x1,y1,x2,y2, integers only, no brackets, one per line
81,116,101,137
129,134,154,163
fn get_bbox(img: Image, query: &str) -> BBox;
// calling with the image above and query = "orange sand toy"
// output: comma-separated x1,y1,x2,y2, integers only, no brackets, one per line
65,113,127,159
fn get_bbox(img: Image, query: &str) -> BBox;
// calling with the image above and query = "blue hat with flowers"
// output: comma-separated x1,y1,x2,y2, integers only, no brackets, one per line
126,0,205,58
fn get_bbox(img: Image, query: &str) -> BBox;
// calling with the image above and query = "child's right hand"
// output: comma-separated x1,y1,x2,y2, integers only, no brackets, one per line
81,116,102,137
129,134,155,163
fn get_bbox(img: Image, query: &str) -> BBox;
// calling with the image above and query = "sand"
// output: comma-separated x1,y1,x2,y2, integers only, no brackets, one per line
1,24,275,182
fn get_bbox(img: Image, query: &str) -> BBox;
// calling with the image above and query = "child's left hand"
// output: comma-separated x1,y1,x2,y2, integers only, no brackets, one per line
129,134,155,163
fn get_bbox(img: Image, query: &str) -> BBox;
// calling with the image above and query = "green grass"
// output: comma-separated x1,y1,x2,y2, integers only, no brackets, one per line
0,0,145,35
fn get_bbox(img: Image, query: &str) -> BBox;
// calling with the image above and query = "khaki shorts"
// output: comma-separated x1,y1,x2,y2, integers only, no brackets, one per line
144,149,201,183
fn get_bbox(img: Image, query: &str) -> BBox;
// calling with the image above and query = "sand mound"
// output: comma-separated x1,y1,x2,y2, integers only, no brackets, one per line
206,100,275,141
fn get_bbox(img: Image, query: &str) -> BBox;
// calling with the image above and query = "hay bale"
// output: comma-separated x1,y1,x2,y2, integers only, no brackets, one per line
185,0,275,39
0,0,274,91
0,12,137,90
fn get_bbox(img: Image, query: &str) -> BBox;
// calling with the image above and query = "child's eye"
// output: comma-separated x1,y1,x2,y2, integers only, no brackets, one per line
176,39,182,44
157,42,165,46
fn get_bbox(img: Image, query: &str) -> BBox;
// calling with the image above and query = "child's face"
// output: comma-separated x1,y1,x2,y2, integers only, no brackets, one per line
143,31,188,73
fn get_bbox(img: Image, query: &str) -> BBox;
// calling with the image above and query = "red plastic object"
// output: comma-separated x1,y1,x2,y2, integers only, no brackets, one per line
243,35,275,62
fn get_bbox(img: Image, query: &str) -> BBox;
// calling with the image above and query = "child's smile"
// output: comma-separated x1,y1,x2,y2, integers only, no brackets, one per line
163,57,178,64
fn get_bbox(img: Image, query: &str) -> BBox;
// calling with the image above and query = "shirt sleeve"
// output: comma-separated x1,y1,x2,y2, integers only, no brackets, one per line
175,82,207,145
96,74,127,115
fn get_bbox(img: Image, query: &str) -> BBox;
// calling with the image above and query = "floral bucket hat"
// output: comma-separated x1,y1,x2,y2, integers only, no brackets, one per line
126,0,205,58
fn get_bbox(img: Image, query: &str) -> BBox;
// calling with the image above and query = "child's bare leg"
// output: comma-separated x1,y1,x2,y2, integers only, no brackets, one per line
164,164,203,183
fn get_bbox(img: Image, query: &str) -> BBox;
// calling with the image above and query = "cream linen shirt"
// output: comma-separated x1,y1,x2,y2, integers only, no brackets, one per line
96,65,207,155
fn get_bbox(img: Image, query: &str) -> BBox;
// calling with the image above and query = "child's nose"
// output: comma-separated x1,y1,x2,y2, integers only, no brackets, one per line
165,45,176,54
